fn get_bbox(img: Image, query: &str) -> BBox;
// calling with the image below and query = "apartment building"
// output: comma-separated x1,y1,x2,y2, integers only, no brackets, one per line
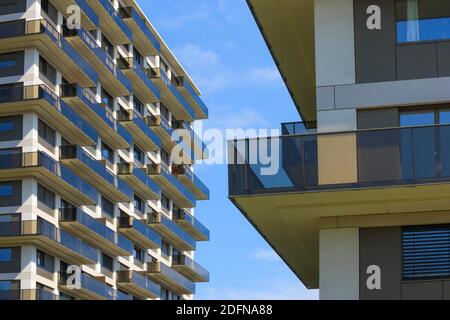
0,0,209,300
229,0,450,300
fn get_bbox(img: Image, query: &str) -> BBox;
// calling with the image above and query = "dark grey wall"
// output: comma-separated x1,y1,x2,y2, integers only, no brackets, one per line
354,0,397,83
359,227,402,300
0,116,23,142
0,51,24,78
0,0,26,15
357,108,399,129
0,247,21,273
0,181,22,207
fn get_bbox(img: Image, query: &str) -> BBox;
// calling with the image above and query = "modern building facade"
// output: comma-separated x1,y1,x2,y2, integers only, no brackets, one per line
0,0,209,300
229,0,450,300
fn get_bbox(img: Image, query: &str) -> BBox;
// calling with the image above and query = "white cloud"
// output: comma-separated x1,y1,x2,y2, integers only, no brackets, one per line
252,248,281,263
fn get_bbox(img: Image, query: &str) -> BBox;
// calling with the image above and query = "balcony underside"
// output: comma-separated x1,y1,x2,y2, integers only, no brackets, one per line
0,33,95,87
178,87,208,120
119,174,159,200
58,285,106,300
231,181,450,290
0,98,96,146
119,121,159,152
178,176,209,201
60,158,130,202
172,265,208,283
175,219,208,242
122,69,159,104
147,272,192,296
152,126,174,150
153,78,194,122
122,17,158,57
0,166,94,206
149,223,194,251
66,36,130,96
62,95,130,149
116,282,157,299
118,228,159,250
0,235,93,265
52,0,97,30
151,175,194,208
59,221,129,257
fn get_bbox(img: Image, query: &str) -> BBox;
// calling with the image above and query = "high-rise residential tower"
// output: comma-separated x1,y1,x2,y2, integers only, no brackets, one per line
229,0,450,300
0,0,209,300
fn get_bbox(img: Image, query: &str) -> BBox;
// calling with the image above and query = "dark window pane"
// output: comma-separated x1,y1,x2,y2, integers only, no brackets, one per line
0,248,12,262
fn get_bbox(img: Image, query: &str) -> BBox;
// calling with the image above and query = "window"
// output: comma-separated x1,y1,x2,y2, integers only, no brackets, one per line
39,56,56,85
161,149,170,167
133,146,144,164
0,280,19,291
0,184,12,197
133,97,143,115
101,142,114,163
161,240,171,258
134,195,145,213
101,89,114,110
397,0,450,43
37,250,54,273
37,184,55,209
101,196,114,218
161,194,170,211
38,119,56,147
102,35,114,58
133,246,144,262
133,47,143,67
101,253,114,272
41,0,58,25
0,248,11,262
0,120,13,132
160,103,170,120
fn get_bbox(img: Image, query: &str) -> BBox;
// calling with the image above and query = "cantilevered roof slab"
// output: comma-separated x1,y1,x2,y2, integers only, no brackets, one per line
247,0,316,122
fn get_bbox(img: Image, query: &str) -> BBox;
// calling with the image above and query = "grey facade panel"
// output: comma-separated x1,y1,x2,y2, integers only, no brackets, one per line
401,281,443,300
0,247,21,273
437,42,450,78
354,0,397,83
396,44,438,80
0,115,23,142
0,0,26,15
357,108,399,129
359,227,402,300
0,51,24,78
316,86,335,111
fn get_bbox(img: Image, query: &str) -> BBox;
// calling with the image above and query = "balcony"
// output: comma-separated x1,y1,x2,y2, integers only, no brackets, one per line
174,77,208,120
61,84,132,149
52,0,99,30
117,270,160,299
173,165,210,201
117,110,161,152
0,151,98,206
148,164,196,208
147,115,175,150
118,216,161,249
0,289,66,300
117,163,161,200
63,26,132,96
119,6,160,55
173,120,209,161
148,212,196,251
0,84,98,146
117,57,160,103
60,145,134,202
59,272,116,300
173,208,210,242
147,261,195,295
0,19,97,87
86,0,132,44
0,219,97,266
172,254,209,283
59,208,131,257
149,68,195,121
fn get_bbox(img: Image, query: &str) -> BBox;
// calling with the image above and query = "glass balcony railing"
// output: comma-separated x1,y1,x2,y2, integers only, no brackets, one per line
59,207,115,244
117,270,161,298
60,83,133,147
173,208,210,241
229,124,450,196
119,6,160,53
96,0,132,41
149,213,196,250
59,272,115,300
117,163,161,199
118,234,134,256
117,110,161,150
0,151,98,203
172,120,208,159
173,165,210,200
118,216,161,248
173,254,210,282
148,261,196,294
0,219,97,263
160,70,196,120
75,0,99,28
0,84,98,146
160,165,196,207
174,77,208,119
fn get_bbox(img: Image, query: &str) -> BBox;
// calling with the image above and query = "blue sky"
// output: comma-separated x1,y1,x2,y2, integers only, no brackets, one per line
138,0,319,300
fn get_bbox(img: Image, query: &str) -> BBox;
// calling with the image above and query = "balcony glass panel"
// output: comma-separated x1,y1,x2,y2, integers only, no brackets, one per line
159,214,196,250
160,70,195,120
98,0,132,40
173,208,210,241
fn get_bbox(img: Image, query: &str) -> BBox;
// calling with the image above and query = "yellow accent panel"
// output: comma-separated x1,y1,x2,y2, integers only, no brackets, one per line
318,133,357,185
248,0,316,121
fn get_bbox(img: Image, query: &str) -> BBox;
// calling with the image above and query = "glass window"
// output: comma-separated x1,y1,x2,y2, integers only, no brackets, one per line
41,0,58,25
133,247,144,262
37,184,55,209
0,184,12,197
397,0,450,43
101,253,114,272
133,97,143,115
161,240,171,257
161,149,170,167
134,195,145,213
0,280,19,291
0,121,13,132
400,110,435,127
102,35,114,58
101,89,114,111
133,146,144,164
101,142,114,163
101,196,114,218
37,250,54,273
39,56,56,85
160,103,169,120
38,119,56,147
133,48,143,67
161,194,170,211
0,248,12,262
